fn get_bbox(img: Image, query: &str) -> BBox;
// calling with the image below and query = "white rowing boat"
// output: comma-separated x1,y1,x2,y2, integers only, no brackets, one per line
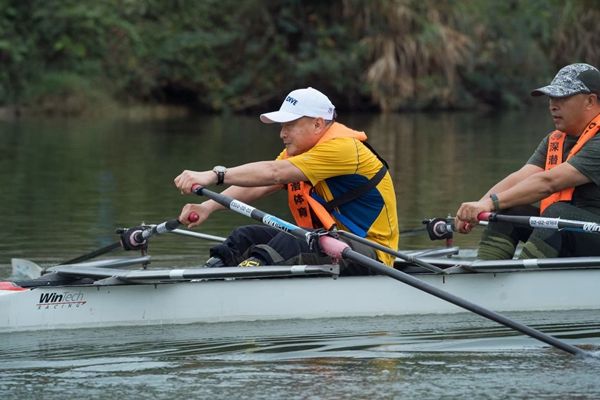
3,190,597,358
2,250,599,333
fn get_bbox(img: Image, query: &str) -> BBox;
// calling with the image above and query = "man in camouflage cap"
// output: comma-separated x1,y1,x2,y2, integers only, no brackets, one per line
455,63,600,260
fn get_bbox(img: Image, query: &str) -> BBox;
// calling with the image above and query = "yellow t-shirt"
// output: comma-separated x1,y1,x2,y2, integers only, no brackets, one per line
280,135,399,266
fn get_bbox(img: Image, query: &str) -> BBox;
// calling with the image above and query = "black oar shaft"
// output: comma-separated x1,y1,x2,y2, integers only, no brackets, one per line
194,186,306,238
193,186,588,357
59,241,121,265
341,248,586,357
336,230,446,274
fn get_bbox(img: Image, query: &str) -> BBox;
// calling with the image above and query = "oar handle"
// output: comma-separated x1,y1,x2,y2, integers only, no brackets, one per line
478,212,494,221
192,184,202,193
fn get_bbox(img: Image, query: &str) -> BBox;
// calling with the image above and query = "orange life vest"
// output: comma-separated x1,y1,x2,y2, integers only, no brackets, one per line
540,112,600,214
284,122,369,230
288,181,336,229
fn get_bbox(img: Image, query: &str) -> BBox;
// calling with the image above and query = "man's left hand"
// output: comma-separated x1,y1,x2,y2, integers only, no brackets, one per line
456,199,493,226
174,170,215,194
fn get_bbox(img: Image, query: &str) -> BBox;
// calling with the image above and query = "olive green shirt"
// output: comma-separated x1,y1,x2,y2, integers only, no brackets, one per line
527,133,600,213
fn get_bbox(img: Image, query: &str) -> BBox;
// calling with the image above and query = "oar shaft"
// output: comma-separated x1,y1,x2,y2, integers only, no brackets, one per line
49,217,207,272
127,218,196,248
170,229,226,242
59,242,122,265
479,212,600,234
340,248,585,356
192,186,307,239
193,186,588,357
336,230,446,274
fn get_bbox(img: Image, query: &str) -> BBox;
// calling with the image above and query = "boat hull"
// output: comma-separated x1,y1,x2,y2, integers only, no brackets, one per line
1,268,598,332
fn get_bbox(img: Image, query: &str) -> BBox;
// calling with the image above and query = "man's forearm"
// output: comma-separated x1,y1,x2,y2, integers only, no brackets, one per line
224,160,306,187
479,165,544,201
493,174,554,210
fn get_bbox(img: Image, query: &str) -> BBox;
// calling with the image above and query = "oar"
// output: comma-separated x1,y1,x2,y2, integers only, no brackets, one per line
479,212,600,234
64,219,185,264
120,218,207,247
60,242,122,265
399,226,427,236
13,218,203,280
169,229,225,242
334,230,446,274
12,241,126,280
64,219,224,261
190,185,589,357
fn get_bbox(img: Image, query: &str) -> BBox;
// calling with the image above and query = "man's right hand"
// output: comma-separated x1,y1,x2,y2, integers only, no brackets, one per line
453,217,473,234
179,203,211,228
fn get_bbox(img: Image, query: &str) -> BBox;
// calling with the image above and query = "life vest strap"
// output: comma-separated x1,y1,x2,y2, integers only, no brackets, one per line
323,166,388,212
540,112,600,214
362,141,389,169
311,192,368,237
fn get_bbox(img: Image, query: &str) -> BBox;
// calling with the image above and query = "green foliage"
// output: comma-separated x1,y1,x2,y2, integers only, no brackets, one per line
0,0,597,114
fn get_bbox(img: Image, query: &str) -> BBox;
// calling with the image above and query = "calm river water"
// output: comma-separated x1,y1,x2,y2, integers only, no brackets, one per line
2,110,600,399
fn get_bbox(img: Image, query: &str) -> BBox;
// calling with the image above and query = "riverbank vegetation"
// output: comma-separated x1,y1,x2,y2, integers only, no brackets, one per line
1,0,599,116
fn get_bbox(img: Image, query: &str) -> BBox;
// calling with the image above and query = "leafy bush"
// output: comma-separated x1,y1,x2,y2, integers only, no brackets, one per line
0,0,597,114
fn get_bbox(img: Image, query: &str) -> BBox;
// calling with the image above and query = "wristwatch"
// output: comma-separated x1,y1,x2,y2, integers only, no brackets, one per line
212,165,227,185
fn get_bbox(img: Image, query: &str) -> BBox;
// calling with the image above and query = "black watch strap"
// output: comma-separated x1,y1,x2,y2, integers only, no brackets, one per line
216,171,224,185
213,166,226,185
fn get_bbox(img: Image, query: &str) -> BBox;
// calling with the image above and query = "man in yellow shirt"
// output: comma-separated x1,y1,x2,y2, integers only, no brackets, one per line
175,87,398,274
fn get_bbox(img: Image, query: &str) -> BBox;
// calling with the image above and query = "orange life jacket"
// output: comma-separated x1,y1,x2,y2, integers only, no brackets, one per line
540,112,600,214
284,122,370,230
288,181,336,229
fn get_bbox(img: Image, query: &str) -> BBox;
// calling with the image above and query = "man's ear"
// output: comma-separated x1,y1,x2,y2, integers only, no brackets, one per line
584,94,597,110
314,117,326,131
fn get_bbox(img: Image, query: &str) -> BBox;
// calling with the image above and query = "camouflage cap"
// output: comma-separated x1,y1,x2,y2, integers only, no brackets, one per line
531,63,600,98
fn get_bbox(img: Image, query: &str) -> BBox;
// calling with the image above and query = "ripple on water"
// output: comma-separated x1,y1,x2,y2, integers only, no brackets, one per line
2,311,600,399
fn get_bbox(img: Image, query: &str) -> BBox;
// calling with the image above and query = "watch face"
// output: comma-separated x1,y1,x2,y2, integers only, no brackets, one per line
214,166,226,173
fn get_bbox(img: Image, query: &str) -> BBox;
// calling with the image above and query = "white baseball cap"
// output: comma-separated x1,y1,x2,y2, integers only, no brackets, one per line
260,87,336,124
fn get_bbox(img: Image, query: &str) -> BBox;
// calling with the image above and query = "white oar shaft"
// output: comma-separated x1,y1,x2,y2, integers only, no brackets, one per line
479,212,600,233
170,229,226,242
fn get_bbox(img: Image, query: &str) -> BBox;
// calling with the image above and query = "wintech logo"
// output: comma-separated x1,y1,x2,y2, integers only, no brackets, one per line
37,290,87,310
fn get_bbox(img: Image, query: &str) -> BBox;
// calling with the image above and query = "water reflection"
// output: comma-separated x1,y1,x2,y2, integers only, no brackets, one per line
2,312,600,399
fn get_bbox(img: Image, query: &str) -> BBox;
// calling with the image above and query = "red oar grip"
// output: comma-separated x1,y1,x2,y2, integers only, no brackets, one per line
191,184,201,192
478,212,492,221
188,212,200,223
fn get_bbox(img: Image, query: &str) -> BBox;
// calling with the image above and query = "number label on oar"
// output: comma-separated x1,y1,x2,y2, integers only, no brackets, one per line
529,217,560,229
231,200,255,217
